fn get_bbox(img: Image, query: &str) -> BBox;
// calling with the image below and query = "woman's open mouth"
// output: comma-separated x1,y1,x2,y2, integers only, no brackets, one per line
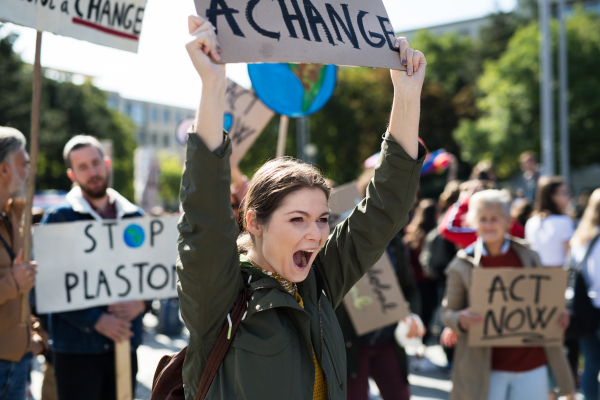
292,250,316,270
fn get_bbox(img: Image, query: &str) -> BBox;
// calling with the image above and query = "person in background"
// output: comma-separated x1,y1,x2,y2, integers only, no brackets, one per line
525,176,573,268
514,151,540,202
525,176,576,398
575,190,592,221
441,189,575,400
569,189,600,399
511,198,534,228
404,199,439,370
0,127,46,400
439,179,525,249
470,161,497,183
420,181,461,369
41,135,146,400
336,168,423,400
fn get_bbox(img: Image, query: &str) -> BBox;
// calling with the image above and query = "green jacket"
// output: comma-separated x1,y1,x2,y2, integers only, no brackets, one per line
177,132,425,400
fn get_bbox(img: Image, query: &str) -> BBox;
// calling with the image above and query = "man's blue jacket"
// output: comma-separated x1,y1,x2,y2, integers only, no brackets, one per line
40,187,145,354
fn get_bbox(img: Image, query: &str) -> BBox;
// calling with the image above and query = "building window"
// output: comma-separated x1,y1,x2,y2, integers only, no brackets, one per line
163,135,170,148
130,103,145,126
151,108,158,122
138,132,147,145
175,111,182,123
152,133,158,146
163,110,170,123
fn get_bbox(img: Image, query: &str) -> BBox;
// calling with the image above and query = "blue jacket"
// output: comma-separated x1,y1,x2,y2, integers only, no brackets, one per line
40,187,145,354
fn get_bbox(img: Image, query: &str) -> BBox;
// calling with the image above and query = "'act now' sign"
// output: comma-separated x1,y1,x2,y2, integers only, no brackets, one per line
34,216,180,313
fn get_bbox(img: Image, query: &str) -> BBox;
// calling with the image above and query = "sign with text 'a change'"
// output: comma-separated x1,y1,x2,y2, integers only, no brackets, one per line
34,216,179,313
194,0,406,70
1,0,147,53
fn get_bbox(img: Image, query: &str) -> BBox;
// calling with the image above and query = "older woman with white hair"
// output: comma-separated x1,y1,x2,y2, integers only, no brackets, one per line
440,189,575,400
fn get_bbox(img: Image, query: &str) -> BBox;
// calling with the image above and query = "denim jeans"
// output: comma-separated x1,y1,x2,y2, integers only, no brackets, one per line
580,330,600,399
487,365,549,400
0,353,33,400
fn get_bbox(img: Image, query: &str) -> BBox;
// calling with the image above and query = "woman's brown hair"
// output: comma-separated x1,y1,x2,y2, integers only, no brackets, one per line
534,176,566,217
405,199,438,250
237,158,330,253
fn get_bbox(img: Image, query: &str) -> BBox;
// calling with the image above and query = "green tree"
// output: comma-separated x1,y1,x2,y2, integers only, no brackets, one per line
453,9,600,179
0,31,137,200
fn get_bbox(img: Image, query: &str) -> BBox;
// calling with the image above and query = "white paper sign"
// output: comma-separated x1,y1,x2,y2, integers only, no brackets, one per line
34,216,179,313
0,0,148,53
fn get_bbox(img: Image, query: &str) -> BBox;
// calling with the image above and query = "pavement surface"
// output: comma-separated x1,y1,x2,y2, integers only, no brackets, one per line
27,313,582,400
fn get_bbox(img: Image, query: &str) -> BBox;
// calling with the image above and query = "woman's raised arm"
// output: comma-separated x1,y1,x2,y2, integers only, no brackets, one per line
185,15,227,151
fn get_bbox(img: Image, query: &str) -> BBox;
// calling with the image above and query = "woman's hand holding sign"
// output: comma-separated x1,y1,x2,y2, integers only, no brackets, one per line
458,307,484,331
388,37,426,160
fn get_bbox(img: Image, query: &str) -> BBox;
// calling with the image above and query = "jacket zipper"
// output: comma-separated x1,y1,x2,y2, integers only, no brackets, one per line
318,297,332,399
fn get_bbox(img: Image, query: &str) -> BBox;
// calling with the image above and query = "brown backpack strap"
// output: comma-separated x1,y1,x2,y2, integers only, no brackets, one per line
194,285,248,400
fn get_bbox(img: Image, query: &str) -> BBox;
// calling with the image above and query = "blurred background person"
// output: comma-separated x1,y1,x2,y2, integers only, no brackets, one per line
514,151,540,201
441,189,574,400
569,189,600,400
404,199,439,370
336,166,424,400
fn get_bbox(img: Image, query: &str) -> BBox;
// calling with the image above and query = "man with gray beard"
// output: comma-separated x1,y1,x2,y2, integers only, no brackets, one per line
0,127,45,400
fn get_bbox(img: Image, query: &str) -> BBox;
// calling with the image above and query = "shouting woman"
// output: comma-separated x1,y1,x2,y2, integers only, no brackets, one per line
176,15,426,400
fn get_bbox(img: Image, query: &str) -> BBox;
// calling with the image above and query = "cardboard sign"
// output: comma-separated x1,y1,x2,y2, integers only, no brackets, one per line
193,0,406,70
328,181,361,228
0,0,147,53
343,253,410,336
225,79,275,165
34,216,179,313
469,268,568,347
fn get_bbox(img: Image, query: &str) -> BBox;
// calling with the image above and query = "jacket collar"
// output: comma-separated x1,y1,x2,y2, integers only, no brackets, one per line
460,237,534,269
65,186,140,221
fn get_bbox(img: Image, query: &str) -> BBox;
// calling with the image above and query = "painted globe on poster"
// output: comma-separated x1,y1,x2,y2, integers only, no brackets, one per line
248,63,338,118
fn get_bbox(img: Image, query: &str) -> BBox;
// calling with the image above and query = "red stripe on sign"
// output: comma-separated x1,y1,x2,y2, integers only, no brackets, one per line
72,18,139,41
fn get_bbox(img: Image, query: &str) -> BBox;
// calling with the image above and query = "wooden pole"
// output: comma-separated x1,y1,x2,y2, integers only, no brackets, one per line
276,115,289,158
115,340,132,400
20,30,42,326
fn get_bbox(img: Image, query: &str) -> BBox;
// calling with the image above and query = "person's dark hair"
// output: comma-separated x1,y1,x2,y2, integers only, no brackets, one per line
0,127,26,164
405,199,438,250
238,158,331,253
511,198,533,227
63,135,105,168
534,176,565,217
470,161,496,182
438,180,462,211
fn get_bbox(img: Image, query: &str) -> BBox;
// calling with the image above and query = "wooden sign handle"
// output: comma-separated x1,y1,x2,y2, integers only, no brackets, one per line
115,340,132,400
20,30,42,326
276,115,289,158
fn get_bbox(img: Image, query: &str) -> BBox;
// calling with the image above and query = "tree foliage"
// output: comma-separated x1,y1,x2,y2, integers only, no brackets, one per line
0,31,137,200
454,9,600,179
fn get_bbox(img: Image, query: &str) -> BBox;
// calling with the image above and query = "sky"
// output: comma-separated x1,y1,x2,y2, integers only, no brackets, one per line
1,0,517,110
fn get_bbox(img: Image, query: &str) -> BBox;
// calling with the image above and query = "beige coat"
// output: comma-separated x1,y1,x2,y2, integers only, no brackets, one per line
441,237,575,400
0,199,30,362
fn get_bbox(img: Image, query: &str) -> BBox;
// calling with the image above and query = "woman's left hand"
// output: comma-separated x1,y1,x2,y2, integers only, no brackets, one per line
390,37,426,92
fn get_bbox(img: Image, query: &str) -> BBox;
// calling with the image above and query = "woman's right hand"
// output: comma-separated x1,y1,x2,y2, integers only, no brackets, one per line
186,15,225,84
458,308,483,331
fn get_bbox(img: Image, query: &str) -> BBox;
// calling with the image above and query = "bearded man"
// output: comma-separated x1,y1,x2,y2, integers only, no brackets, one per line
41,135,146,400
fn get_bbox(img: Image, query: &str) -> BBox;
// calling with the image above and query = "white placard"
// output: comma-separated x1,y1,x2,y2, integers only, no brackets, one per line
34,216,179,313
1,0,148,53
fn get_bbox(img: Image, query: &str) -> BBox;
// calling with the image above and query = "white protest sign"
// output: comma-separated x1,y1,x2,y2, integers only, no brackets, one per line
469,268,568,347
0,0,147,53
34,216,179,313
193,0,406,70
